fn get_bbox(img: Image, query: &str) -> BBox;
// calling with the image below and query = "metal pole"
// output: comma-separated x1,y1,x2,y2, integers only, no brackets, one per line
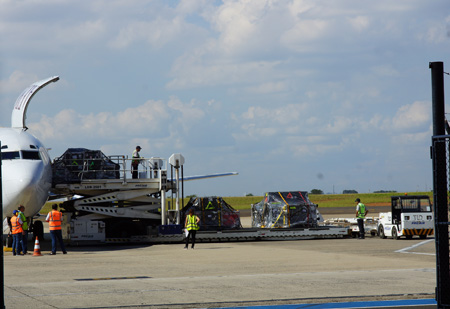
161,188,166,226
430,61,450,308
431,62,446,136
175,164,180,225
0,141,4,309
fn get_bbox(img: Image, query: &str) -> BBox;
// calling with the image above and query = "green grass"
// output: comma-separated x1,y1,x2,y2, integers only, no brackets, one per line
41,191,433,214
220,191,433,210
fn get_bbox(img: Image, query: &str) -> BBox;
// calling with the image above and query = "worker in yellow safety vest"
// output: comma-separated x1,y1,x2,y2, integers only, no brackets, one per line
184,208,200,250
17,205,29,254
46,204,67,255
11,210,24,256
355,198,369,239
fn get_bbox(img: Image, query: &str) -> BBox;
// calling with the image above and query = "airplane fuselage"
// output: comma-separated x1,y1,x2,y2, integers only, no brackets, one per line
1,128,52,218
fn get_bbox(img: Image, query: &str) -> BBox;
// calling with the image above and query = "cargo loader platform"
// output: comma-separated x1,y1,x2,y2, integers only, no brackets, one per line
131,226,351,244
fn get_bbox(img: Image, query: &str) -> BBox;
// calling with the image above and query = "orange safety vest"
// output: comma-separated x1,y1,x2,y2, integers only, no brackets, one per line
48,210,62,230
11,216,23,234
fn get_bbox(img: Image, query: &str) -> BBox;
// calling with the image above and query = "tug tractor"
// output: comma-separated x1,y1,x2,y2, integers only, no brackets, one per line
377,195,434,240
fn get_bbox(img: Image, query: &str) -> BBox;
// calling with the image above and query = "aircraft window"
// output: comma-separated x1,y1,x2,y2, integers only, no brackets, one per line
1,151,20,159
29,145,37,149
22,151,41,160
1,145,7,149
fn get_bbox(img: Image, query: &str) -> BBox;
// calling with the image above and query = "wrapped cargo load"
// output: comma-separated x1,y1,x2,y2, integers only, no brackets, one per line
181,197,242,231
52,148,120,184
252,191,319,228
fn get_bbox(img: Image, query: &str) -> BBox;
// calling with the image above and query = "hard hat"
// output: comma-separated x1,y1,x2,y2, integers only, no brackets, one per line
13,210,18,215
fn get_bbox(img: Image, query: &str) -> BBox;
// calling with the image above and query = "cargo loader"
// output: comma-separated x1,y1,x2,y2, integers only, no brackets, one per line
50,148,350,245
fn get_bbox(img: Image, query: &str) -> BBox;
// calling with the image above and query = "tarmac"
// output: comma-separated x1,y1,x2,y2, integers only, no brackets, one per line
3,212,437,309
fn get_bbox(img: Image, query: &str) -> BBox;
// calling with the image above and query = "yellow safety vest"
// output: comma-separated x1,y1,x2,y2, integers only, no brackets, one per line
186,214,199,231
357,203,366,219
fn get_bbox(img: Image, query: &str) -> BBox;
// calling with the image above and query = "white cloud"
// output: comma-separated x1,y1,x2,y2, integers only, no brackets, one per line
245,81,288,94
390,101,431,131
0,71,39,94
348,15,370,32
2,0,446,196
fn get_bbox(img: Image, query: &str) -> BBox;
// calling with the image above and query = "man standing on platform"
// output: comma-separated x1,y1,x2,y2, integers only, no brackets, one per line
131,146,142,179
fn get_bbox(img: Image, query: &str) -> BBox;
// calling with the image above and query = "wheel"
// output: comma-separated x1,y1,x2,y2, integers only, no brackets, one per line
32,220,44,242
392,226,399,240
406,235,413,240
378,225,386,239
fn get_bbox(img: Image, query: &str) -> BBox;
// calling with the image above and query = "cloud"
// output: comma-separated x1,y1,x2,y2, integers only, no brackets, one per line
1,0,446,196
389,101,431,131
0,71,40,94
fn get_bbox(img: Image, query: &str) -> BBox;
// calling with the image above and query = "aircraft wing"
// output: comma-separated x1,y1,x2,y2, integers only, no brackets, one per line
175,172,238,181
12,76,60,128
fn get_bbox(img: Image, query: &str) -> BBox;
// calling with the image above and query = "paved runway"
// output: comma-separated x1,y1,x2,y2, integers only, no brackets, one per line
4,223,436,309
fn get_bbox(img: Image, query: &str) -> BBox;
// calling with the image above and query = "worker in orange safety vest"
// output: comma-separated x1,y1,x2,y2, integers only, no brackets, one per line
11,210,24,256
46,204,67,255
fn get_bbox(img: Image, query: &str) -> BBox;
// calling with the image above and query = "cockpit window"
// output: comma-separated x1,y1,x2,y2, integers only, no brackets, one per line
1,151,20,160
22,151,41,160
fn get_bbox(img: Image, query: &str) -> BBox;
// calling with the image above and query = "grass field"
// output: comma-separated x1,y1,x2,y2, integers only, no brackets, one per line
41,191,433,214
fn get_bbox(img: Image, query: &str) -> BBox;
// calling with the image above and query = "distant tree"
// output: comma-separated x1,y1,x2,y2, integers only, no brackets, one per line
342,190,358,194
373,190,397,193
246,193,254,196
310,189,323,195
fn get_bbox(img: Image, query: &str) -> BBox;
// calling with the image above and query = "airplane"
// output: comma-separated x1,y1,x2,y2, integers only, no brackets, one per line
1,76,59,220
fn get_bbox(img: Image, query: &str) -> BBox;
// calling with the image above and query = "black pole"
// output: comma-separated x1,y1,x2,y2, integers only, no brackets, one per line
0,141,4,309
431,62,446,136
430,61,450,308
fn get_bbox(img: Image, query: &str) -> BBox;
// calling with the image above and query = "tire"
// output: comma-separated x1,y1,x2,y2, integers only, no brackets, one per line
378,225,386,239
392,226,399,240
32,220,44,242
406,235,413,240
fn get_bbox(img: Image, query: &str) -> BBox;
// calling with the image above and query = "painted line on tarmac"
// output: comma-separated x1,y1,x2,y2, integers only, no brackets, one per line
211,298,437,309
395,239,434,256
75,276,151,281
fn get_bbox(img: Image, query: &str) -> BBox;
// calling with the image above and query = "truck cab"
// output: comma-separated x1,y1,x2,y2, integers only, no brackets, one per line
377,195,434,240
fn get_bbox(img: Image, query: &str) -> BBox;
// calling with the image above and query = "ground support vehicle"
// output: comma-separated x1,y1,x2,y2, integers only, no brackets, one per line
50,149,351,245
377,195,434,240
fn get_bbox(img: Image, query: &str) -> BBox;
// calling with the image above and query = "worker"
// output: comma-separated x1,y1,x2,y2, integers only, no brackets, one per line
17,205,29,254
355,198,368,239
131,145,141,179
184,208,200,250
11,210,24,256
46,204,67,255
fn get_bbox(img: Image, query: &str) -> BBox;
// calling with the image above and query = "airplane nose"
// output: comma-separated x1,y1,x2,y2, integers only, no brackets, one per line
2,161,50,218
3,174,37,215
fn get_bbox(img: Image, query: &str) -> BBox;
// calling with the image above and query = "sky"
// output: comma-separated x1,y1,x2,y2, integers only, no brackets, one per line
1,0,450,197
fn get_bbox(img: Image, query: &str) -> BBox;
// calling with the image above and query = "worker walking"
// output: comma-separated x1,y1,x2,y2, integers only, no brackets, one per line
17,205,29,254
184,208,200,250
355,198,368,239
46,204,67,255
11,210,24,256
131,146,141,179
